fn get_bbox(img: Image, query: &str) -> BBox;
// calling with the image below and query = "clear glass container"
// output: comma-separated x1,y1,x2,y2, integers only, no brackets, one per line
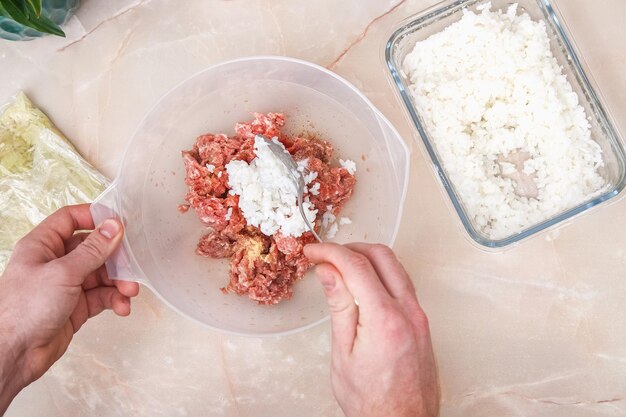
385,0,626,248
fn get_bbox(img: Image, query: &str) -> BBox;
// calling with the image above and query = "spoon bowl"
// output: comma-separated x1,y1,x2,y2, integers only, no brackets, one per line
260,135,323,243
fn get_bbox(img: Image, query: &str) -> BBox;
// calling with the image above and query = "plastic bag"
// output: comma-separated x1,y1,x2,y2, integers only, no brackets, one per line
0,92,108,273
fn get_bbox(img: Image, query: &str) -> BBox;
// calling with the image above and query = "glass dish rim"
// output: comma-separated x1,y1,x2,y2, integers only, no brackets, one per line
384,0,626,249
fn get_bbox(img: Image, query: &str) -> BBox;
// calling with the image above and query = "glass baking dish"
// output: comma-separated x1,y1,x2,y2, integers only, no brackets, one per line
385,0,626,248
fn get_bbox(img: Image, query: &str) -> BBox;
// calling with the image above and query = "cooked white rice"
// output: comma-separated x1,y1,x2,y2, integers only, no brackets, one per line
309,182,321,196
339,217,352,226
339,159,357,175
225,136,318,237
322,205,336,228
403,2,606,239
326,223,339,240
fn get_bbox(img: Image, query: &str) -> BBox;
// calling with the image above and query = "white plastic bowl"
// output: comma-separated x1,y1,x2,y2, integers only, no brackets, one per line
92,56,409,336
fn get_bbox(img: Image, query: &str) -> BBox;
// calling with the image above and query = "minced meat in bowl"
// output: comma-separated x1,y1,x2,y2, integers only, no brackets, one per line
179,112,356,305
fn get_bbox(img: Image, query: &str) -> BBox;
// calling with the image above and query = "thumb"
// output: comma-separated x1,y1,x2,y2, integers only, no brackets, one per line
59,218,124,279
315,263,358,355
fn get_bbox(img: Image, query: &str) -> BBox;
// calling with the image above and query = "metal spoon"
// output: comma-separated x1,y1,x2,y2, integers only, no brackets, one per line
259,135,323,243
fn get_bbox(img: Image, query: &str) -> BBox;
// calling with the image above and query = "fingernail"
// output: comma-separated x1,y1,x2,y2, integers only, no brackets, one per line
99,219,121,239
317,270,336,290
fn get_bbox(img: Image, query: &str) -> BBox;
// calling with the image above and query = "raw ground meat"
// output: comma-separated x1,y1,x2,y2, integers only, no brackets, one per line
180,112,356,304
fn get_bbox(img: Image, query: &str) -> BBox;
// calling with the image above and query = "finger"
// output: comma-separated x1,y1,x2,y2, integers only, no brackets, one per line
64,232,90,254
114,280,140,298
85,286,131,318
346,243,426,329
315,263,358,355
54,218,124,282
82,264,139,298
31,204,95,242
69,292,89,332
82,265,112,291
304,243,392,310
86,255,139,297
345,243,417,302
18,205,95,261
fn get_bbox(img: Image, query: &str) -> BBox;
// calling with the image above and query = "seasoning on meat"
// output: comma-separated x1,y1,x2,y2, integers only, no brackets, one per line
180,113,356,304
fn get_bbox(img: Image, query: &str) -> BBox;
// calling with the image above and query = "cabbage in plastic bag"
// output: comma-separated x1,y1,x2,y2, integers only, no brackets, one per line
0,92,108,273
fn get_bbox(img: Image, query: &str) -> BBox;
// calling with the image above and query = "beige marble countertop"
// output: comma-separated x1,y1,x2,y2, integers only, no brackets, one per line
2,0,626,416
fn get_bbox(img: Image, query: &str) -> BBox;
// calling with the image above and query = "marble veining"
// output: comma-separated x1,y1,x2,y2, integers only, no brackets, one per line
1,0,626,416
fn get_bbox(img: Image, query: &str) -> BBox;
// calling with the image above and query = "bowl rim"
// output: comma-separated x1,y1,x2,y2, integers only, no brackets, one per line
113,55,411,337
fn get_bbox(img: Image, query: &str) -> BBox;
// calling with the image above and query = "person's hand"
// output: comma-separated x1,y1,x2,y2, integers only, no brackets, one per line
304,243,439,417
0,204,139,412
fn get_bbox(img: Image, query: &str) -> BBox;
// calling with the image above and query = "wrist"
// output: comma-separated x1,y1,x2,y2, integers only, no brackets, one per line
0,301,28,414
